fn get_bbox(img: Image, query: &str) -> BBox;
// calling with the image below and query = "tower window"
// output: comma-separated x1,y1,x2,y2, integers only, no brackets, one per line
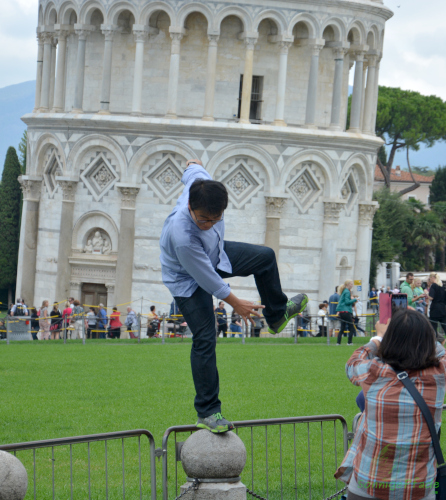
237,75,264,122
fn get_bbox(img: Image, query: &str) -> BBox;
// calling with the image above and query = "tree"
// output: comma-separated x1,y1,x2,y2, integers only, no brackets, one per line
18,130,27,175
378,145,387,167
370,188,414,282
375,86,446,194
0,148,23,303
432,201,446,271
430,166,446,204
411,211,443,271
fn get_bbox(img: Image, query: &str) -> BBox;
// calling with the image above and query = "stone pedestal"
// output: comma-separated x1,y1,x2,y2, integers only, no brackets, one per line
180,430,247,500
0,450,28,500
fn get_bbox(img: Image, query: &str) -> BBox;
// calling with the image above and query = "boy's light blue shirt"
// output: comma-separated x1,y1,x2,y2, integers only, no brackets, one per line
159,164,232,300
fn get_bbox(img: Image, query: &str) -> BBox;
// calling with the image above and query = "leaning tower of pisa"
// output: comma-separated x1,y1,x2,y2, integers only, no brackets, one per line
17,0,392,320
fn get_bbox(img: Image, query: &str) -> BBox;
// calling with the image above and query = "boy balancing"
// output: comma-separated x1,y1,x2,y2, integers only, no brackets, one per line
160,159,308,433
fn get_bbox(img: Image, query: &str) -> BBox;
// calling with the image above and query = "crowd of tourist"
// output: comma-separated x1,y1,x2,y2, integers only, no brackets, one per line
6,297,160,340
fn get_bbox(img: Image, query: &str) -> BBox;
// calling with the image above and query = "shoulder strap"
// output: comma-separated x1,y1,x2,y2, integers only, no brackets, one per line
396,371,445,467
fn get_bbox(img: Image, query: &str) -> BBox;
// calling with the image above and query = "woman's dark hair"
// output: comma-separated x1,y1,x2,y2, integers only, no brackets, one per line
378,309,439,371
53,303,58,311
150,305,155,312
319,303,327,309
189,180,228,216
113,306,117,311
89,307,95,312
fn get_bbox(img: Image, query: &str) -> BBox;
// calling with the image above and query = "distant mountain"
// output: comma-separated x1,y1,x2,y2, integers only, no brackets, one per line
0,81,35,173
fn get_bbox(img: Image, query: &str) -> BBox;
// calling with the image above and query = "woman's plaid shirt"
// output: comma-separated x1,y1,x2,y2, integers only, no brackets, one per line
335,341,446,500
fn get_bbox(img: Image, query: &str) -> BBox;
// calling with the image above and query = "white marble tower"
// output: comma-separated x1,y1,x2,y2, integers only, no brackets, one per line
17,0,392,325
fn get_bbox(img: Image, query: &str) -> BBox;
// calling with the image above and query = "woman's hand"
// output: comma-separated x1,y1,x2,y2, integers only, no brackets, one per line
375,318,390,338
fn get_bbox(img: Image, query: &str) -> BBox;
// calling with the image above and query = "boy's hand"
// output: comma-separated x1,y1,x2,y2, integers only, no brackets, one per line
224,293,265,326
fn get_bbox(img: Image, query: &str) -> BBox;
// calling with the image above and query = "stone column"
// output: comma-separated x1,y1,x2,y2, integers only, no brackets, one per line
105,283,115,307
55,179,78,301
265,196,287,257
39,32,54,112
358,62,367,130
98,25,117,114
16,176,42,306
363,56,377,134
72,27,90,113
348,51,365,133
202,34,219,121
239,36,258,124
318,200,346,302
48,37,58,110
131,26,149,116
329,47,346,130
372,56,382,133
165,30,185,119
354,202,379,304
304,40,325,128
115,184,140,336
33,33,44,112
52,28,70,112
273,41,292,126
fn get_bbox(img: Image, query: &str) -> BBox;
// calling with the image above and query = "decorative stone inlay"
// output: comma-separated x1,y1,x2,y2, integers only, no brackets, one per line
117,186,140,209
19,177,42,201
228,172,250,196
80,152,119,201
341,172,359,215
43,148,63,197
358,202,379,227
286,163,323,213
144,154,184,203
219,160,262,209
157,166,181,191
265,196,287,218
323,200,346,224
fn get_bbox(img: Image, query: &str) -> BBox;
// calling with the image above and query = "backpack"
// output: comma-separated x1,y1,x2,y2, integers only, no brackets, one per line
15,304,25,316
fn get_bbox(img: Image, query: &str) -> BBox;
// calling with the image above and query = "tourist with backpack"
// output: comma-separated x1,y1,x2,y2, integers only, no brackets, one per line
11,299,27,317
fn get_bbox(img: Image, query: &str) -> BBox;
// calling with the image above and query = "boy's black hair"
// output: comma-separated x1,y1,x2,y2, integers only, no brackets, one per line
189,179,228,216
378,309,439,371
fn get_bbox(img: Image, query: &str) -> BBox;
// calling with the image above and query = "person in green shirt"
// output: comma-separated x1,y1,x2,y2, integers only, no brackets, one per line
400,272,414,306
336,280,357,345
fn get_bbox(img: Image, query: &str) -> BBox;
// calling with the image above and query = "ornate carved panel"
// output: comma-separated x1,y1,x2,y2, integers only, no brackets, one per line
80,152,119,201
143,153,184,203
219,159,262,209
286,163,323,213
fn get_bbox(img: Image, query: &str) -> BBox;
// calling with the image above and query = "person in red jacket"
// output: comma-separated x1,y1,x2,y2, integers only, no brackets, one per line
109,307,122,339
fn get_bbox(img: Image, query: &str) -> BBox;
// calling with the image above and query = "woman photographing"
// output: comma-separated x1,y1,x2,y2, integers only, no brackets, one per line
335,309,446,500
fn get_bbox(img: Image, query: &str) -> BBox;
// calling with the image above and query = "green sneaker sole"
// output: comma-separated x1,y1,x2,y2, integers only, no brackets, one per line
196,422,231,433
268,295,309,335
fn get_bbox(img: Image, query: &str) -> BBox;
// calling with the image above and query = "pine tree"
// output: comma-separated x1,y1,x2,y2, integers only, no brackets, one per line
378,145,387,166
0,147,23,302
18,131,27,174
430,166,446,204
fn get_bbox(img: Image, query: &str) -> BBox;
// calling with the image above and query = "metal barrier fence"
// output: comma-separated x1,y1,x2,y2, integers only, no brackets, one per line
1,312,377,344
161,415,349,500
0,415,350,500
0,430,157,500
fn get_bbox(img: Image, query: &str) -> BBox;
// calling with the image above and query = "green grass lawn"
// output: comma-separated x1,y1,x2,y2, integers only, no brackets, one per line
1,338,370,499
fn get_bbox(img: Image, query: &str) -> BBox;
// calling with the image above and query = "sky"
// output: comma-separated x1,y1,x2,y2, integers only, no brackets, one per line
0,0,445,167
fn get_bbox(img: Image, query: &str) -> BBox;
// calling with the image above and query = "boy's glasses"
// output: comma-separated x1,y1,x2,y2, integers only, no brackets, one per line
192,209,224,225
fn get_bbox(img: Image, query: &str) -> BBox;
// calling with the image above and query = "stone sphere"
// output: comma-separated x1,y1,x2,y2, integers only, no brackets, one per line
181,430,246,479
0,450,28,500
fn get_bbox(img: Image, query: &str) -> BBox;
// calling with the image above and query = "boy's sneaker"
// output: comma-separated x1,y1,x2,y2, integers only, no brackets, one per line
268,294,309,335
196,413,234,433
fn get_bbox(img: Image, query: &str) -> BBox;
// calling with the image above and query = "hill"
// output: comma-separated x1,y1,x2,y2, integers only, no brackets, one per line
0,81,35,172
